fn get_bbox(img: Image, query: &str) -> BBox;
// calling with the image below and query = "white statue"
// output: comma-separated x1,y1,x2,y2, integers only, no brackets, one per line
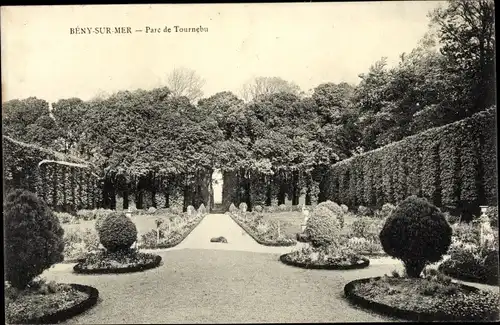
301,204,309,232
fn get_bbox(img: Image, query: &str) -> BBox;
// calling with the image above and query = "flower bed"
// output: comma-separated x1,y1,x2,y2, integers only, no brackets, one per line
279,245,369,269
73,250,162,274
229,212,296,246
438,223,499,285
344,275,500,321
138,213,205,249
5,281,99,324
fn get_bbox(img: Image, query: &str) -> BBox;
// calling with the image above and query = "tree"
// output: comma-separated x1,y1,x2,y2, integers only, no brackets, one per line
429,0,495,117
240,76,301,102
165,67,205,103
51,98,89,155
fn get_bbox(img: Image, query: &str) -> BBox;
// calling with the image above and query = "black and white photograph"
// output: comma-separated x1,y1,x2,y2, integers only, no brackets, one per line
2,1,498,323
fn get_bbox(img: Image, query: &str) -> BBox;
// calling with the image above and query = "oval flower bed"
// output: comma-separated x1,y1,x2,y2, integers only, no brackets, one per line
5,281,99,324
73,249,161,274
344,275,500,321
280,246,369,270
230,213,297,246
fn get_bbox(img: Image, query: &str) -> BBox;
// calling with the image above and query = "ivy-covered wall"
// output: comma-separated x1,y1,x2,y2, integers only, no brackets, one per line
328,108,497,217
3,135,102,213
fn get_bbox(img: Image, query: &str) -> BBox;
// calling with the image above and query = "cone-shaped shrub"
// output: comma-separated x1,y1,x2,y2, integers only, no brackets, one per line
98,212,137,252
4,189,65,289
229,203,237,213
198,203,207,215
379,195,452,278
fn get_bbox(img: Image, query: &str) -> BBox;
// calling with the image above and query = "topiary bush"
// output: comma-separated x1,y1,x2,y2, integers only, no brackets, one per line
4,189,65,289
239,202,248,213
316,200,345,228
379,195,452,278
186,205,196,216
357,205,372,217
278,204,288,212
374,203,396,219
305,206,341,248
254,205,263,213
229,203,237,213
198,203,207,215
148,207,157,214
98,213,138,252
340,204,349,213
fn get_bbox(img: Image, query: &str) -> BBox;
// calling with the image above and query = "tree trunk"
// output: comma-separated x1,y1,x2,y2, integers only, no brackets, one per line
265,181,272,206
164,191,170,208
123,189,129,210
404,260,425,278
292,171,299,205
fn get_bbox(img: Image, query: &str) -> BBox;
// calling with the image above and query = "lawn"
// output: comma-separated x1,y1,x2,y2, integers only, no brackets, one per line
42,249,401,323
62,214,180,238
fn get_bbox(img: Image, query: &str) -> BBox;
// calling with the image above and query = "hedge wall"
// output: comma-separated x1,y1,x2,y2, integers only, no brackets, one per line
328,107,497,215
3,135,102,213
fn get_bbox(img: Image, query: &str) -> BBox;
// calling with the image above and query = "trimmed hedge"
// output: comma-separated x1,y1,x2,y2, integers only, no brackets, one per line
280,254,370,270
328,108,497,213
3,135,102,212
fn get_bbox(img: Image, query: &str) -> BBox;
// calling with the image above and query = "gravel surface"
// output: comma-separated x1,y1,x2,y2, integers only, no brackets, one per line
42,213,496,323
42,249,406,324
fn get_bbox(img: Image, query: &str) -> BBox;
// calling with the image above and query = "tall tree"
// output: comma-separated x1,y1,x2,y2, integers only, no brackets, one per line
240,76,301,102
165,67,205,103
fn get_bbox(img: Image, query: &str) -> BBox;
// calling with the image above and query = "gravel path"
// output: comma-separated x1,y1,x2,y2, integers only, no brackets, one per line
41,214,497,323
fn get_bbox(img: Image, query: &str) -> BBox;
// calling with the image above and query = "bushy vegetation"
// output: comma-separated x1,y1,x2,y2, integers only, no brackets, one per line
4,190,65,289
379,196,452,277
305,205,342,248
98,213,138,252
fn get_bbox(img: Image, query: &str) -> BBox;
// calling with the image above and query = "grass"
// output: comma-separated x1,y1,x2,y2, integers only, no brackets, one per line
42,249,405,323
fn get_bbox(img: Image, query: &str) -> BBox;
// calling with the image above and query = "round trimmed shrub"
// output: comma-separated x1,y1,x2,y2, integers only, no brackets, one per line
316,200,344,228
148,207,157,214
305,206,341,248
98,213,138,252
340,204,349,213
254,205,263,213
379,196,452,278
278,204,288,212
4,189,65,289
186,205,196,216
357,205,372,216
239,202,248,213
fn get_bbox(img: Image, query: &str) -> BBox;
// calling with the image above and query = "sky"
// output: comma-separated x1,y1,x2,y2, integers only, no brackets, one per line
1,1,446,105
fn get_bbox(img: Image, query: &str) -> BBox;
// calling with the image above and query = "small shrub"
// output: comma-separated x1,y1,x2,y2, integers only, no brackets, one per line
374,203,396,219
239,202,248,213
486,206,498,228
4,190,65,289
254,205,263,213
148,207,157,214
315,200,345,228
278,204,288,212
305,206,341,248
379,196,452,278
98,213,138,252
54,212,75,224
198,203,207,215
357,205,372,216
63,228,100,260
186,205,196,216
340,204,349,213
229,203,237,213
267,206,277,213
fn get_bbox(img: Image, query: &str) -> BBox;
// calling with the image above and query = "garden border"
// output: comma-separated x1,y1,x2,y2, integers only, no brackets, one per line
73,254,162,274
438,262,499,286
344,276,498,321
138,214,206,249
279,253,370,270
229,214,297,247
14,283,99,324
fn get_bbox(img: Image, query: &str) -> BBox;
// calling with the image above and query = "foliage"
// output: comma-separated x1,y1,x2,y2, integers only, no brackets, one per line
198,203,207,215
328,108,496,215
63,228,100,261
4,190,65,288
305,206,341,248
380,196,452,277
98,213,138,252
